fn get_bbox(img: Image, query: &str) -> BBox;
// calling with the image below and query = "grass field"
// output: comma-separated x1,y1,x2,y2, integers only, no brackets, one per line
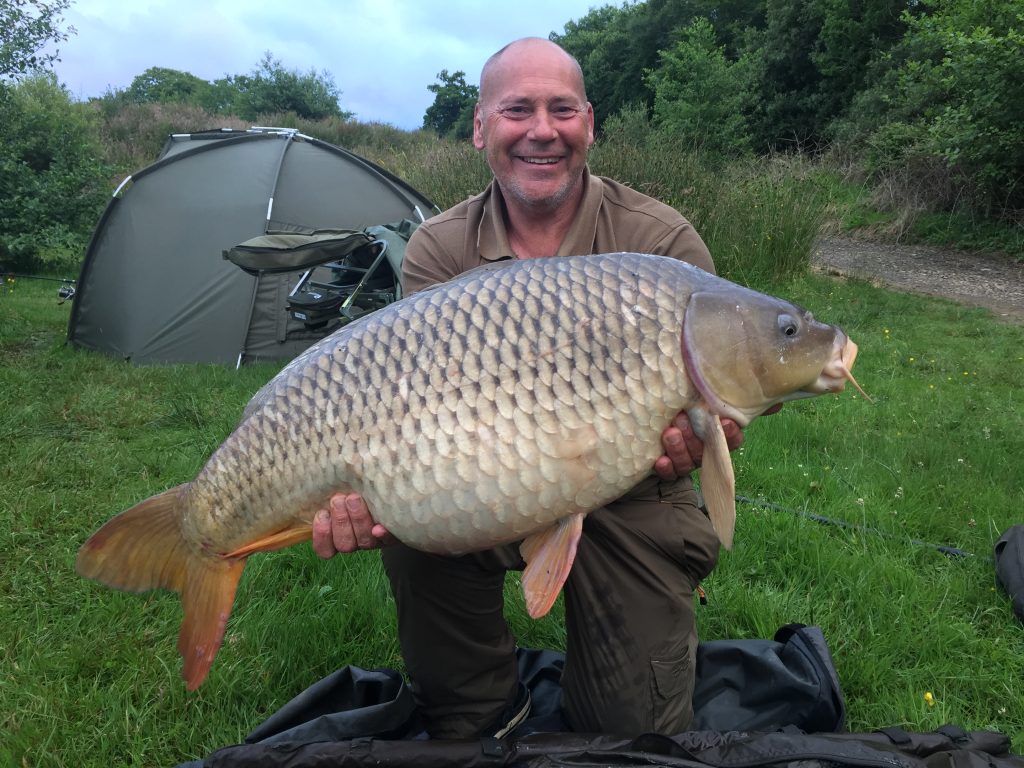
2,268,1022,767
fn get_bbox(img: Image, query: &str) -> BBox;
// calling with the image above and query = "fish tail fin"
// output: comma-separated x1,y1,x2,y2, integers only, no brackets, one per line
76,484,245,690
178,556,245,691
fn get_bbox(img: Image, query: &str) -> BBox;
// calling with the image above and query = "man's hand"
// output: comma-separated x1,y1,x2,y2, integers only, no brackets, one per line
311,493,395,559
654,406,782,481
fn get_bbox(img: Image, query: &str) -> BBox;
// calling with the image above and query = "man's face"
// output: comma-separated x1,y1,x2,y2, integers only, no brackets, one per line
474,41,595,213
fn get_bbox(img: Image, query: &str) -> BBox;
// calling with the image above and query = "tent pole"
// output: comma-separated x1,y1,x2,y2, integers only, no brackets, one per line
236,272,262,369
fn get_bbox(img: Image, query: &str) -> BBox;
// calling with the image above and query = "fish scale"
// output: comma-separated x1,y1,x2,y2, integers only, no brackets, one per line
77,251,863,690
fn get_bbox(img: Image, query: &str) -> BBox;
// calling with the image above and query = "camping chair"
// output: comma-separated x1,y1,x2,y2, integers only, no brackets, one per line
286,237,396,329
223,229,399,366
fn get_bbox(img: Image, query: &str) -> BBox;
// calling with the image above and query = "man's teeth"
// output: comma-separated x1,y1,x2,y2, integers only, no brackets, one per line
522,157,559,164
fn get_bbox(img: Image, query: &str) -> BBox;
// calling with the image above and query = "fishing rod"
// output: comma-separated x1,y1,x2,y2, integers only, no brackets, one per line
734,494,986,561
1,272,77,283
1,272,77,301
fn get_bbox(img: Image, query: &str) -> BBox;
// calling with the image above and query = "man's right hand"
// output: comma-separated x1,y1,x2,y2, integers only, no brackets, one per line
311,492,395,558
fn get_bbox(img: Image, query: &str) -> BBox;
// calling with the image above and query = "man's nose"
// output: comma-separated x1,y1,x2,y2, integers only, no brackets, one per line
527,108,558,140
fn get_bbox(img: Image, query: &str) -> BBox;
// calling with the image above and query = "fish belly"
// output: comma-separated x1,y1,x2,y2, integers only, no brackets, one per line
184,254,699,555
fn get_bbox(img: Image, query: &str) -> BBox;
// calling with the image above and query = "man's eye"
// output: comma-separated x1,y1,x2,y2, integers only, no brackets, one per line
500,106,531,118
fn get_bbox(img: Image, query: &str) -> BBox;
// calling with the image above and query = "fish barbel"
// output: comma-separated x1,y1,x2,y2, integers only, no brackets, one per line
77,252,865,690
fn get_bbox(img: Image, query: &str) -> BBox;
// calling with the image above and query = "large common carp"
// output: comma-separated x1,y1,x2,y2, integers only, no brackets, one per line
77,252,865,690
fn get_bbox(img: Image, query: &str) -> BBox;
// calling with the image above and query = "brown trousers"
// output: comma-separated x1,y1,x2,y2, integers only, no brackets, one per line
380,478,720,739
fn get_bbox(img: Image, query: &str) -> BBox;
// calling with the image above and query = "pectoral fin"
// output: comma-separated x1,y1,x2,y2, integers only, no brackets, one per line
223,523,313,558
687,406,736,550
520,513,585,619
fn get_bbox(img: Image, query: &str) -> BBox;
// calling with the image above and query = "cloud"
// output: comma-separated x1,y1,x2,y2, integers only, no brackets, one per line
50,0,598,129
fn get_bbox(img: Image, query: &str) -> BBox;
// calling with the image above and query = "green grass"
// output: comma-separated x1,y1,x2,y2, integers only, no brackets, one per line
2,261,1023,766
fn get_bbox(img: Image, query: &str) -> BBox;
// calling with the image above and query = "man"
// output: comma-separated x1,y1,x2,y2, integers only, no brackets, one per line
311,37,745,739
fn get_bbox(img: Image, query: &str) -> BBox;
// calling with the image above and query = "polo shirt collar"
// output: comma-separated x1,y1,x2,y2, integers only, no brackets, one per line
477,168,604,261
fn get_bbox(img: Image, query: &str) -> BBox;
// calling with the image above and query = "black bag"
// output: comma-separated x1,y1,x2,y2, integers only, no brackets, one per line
995,524,1024,623
692,624,845,732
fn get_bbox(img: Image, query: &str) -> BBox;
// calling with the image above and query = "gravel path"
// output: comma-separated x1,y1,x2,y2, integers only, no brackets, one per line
812,236,1024,324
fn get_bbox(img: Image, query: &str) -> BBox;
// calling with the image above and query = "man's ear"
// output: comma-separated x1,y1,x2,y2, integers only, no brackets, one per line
585,102,595,146
473,103,486,150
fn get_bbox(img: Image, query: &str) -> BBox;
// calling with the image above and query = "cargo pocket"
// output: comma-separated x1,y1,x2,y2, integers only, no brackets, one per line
650,651,695,733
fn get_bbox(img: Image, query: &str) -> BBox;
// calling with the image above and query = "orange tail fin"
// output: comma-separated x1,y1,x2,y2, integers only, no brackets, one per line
76,484,245,691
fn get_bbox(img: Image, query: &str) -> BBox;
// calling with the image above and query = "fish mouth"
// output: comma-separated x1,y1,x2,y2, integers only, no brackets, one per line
809,335,871,401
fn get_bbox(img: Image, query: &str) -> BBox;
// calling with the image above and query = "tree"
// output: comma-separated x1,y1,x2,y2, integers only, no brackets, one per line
809,0,909,128
0,0,75,81
553,3,677,130
646,17,755,156
423,70,478,138
123,66,212,105
230,52,350,121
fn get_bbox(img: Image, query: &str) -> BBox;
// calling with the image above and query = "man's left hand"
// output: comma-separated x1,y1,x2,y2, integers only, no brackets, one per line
654,406,782,480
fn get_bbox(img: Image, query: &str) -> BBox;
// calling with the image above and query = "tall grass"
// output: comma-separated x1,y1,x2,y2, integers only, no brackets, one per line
589,128,825,284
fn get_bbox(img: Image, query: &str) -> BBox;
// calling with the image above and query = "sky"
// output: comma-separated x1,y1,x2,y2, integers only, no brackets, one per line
49,0,602,130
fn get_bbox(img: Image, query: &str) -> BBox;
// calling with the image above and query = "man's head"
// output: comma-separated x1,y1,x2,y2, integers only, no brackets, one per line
474,38,595,215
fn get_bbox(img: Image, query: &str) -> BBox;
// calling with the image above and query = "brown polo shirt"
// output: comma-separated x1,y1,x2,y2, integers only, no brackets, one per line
402,167,714,295
399,166,711,505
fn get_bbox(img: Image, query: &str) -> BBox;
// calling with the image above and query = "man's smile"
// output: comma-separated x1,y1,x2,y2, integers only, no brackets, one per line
517,155,563,166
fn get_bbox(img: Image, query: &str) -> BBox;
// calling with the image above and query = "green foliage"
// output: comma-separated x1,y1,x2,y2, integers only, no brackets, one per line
646,17,755,157
809,0,908,127
590,108,823,283
380,138,492,212
0,73,112,274
742,0,822,149
552,2,667,129
698,155,827,284
227,52,351,121
554,0,909,152
122,66,215,106
590,104,715,216
423,69,478,139
0,0,74,81
554,0,1019,230
904,4,1023,210
99,53,353,122
743,0,910,150
831,0,1024,219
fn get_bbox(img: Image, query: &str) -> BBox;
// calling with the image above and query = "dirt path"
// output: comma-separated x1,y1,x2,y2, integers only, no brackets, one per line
812,236,1024,324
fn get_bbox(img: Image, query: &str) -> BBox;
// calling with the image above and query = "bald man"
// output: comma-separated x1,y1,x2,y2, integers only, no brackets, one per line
312,38,744,739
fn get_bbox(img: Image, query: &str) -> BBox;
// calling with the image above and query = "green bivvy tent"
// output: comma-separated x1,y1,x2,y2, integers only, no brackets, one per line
67,127,436,365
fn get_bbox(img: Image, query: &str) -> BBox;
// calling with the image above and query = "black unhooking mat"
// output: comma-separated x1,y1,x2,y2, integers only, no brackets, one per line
179,625,1022,768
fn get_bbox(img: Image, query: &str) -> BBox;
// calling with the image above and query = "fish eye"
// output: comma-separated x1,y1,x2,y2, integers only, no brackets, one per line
778,313,799,337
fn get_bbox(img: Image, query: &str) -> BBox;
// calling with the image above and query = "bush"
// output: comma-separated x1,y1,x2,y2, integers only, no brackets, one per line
0,73,112,274
837,0,1024,219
